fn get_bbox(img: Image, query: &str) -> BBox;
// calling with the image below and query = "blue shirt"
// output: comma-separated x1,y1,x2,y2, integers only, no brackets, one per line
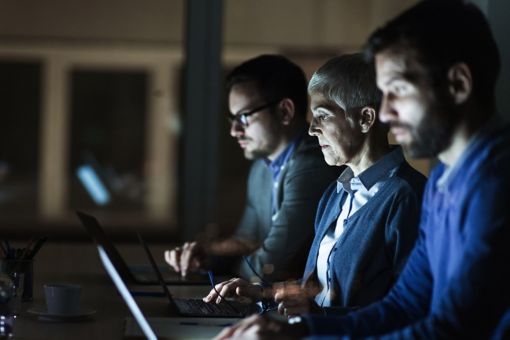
306,122,510,339
265,133,302,216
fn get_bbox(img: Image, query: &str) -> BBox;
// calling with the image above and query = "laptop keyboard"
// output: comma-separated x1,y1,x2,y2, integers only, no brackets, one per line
174,298,246,317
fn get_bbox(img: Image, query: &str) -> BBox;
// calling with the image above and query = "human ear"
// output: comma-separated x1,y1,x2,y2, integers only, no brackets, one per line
359,106,377,133
278,98,296,125
447,63,472,105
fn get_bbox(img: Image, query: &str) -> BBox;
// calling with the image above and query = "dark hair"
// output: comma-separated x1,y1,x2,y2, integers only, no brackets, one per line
226,55,308,118
308,53,381,111
364,0,500,112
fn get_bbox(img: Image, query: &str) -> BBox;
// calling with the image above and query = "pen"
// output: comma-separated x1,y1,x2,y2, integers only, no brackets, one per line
26,237,47,260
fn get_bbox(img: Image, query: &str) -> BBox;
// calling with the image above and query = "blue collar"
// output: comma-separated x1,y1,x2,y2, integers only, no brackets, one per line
264,129,305,178
337,146,405,193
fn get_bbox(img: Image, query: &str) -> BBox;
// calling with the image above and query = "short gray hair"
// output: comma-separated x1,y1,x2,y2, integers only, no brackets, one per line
308,53,381,111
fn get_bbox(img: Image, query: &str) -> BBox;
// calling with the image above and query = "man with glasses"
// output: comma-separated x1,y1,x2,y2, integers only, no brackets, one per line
165,55,338,282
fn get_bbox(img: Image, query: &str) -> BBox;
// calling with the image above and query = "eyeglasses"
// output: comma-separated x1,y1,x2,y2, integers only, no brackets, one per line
227,99,281,127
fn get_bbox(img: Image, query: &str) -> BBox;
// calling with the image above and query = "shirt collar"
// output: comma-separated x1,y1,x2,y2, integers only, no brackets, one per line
264,128,305,175
337,146,405,193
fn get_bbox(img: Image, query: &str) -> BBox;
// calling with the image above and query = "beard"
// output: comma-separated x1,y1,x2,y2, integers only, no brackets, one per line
239,135,281,160
243,138,280,160
240,120,282,160
399,96,458,159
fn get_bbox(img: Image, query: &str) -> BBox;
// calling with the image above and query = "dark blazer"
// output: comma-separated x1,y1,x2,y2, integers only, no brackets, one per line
235,133,339,282
303,161,426,314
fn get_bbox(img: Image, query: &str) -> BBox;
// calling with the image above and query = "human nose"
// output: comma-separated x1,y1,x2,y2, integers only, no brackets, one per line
379,95,397,124
308,117,320,136
230,119,245,138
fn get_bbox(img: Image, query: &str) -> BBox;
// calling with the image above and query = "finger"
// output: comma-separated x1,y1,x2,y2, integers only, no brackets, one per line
164,249,181,273
236,284,262,300
234,323,262,339
214,314,260,340
278,302,285,315
203,286,220,303
213,324,236,340
274,284,302,302
180,243,193,277
181,242,201,276
205,279,232,303
231,315,264,337
216,282,236,304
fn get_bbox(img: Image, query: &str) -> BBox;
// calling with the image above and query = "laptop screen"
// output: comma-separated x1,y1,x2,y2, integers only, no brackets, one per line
76,164,111,206
97,245,157,340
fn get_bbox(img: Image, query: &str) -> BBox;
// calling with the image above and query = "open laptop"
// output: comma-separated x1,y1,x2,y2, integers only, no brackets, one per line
76,211,209,285
97,245,158,340
97,245,233,339
136,232,261,318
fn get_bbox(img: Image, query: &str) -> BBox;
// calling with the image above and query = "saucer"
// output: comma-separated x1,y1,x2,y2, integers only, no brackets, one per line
27,306,96,322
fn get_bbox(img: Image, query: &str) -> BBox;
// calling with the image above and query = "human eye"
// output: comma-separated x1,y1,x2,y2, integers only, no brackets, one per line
390,81,411,96
313,109,333,122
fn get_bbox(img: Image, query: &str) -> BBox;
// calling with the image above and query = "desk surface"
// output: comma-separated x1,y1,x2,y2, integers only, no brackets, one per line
11,242,229,339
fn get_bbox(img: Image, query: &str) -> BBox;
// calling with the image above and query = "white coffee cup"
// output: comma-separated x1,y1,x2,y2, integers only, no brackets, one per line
43,284,81,315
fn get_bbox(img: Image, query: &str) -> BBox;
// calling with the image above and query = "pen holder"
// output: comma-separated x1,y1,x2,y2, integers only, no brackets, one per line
0,259,33,302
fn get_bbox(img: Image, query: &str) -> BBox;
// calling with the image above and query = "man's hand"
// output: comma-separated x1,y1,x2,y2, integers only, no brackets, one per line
213,314,308,340
203,277,264,304
273,281,321,316
164,241,204,277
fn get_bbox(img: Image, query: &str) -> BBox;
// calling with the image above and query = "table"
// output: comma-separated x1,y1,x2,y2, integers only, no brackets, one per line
11,242,231,339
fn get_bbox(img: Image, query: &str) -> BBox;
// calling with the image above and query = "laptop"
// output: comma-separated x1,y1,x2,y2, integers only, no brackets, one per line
136,232,262,318
97,245,158,340
97,245,237,339
76,211,209,285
